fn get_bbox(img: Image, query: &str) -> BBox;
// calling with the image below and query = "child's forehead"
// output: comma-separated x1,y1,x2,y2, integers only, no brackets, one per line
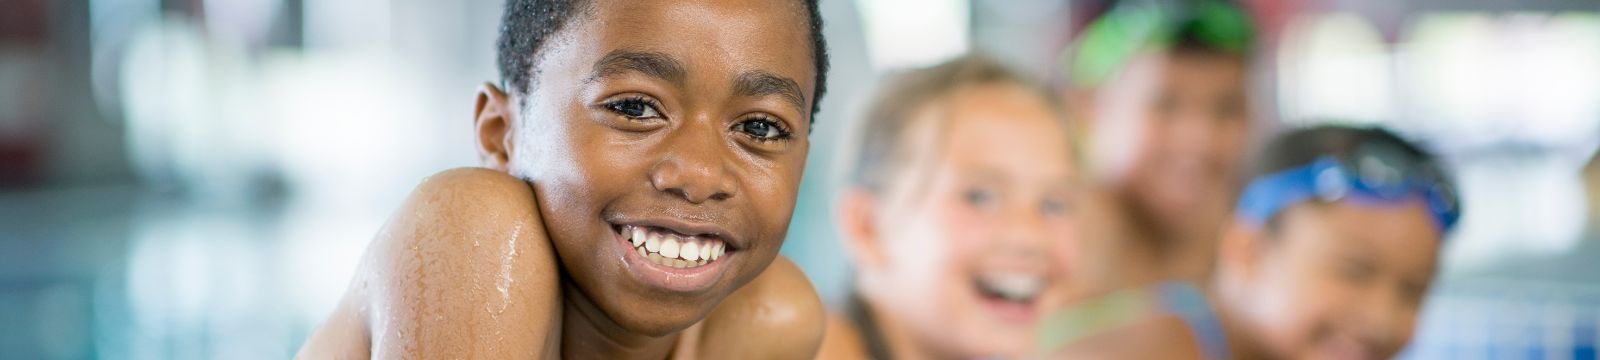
546,1,817,90
576,0,811,47
898,94,1075,186
1280,201,1442,262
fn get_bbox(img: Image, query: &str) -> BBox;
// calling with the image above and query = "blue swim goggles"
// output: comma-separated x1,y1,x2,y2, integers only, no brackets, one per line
1234,143,1461,233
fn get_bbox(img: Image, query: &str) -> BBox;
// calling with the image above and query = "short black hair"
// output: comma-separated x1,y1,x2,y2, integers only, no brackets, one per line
496,0,830,117
1253,125,1430,178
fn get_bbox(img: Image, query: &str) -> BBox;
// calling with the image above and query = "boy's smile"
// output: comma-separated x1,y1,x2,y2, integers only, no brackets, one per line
609,219,739,293
480,0,817,337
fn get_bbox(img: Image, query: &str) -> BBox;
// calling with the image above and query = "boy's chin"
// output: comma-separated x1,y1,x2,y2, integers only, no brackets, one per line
609,295,727,336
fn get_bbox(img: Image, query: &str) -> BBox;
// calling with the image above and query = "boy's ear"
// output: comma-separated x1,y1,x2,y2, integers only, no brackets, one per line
837,188,888,269
474,83,515,171
1217,219,1266,282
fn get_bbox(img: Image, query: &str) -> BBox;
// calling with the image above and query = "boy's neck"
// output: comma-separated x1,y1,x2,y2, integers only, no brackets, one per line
560,280,681,359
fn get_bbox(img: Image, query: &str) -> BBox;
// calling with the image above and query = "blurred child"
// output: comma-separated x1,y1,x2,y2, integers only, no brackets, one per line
1060,0,1258,286
817,55,1082,359
298,0,831,358
1041,125,1461,359
1212,125,1459,359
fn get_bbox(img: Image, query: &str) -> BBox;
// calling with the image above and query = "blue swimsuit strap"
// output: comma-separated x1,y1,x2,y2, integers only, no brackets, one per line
1034,282,1230,359
1154,282,1231,360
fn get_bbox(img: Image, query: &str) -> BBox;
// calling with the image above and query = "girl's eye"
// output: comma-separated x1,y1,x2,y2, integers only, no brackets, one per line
964,188,995,208
736,117,790,141
1041,198,1069,216
604,97,662,119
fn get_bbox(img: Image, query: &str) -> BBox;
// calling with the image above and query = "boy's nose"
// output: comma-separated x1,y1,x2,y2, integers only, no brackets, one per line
650,125,737,204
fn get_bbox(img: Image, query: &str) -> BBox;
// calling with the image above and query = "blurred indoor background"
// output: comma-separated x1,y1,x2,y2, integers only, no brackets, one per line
1,0,1597,358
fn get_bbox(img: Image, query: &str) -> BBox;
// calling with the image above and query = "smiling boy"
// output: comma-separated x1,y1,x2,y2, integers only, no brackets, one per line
297,0,829,358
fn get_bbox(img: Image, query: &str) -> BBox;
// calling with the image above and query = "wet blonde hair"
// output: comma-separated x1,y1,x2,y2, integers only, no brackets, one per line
845,54,1072,194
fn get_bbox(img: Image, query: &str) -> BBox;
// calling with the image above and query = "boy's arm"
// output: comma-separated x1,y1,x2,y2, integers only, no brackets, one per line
697,256,827,359
300,168,563,359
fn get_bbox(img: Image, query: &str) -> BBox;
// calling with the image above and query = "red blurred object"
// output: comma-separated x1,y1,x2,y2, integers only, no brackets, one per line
0,0,48,187
0,0,48,45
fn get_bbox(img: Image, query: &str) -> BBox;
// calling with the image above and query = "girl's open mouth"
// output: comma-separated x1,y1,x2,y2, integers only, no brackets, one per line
974,271,1045,323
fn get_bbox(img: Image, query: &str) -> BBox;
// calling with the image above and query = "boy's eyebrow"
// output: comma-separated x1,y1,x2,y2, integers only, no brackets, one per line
733,71,807,115
587,50,687,86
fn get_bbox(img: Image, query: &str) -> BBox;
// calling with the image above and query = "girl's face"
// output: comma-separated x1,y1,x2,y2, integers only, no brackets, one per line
1224,200,1441,360
500,0,815,336
868,85,1079,357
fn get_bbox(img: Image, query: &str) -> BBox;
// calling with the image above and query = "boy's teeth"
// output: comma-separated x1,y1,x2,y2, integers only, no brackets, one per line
660,238,681,258
645,233,661,252
682,242,700,261
625,226,729,269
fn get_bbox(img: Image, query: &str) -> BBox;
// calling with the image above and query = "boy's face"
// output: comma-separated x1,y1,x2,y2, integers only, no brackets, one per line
493,0,814,335
1092,50,1251,219
1225,201,1441,360
869,85,1079,357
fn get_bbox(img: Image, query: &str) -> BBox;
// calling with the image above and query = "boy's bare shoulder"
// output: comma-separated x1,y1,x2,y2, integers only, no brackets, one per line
412,167,541,214
302,167,563,359
696,256,826,359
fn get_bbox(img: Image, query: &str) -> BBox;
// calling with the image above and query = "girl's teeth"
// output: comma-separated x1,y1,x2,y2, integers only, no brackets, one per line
630,227,646,247
981,273,1044,301
682,242,700,261
645,233,661,252
699,242,711,261
660,238,681,258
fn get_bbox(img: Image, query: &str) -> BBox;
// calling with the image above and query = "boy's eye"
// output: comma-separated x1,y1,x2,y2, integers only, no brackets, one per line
735,117,790,141
604,97,662,119
1399,281,1428,305
1335,257,1376,283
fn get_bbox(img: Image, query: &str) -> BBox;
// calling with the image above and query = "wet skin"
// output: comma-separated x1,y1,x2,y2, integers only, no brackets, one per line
297,170,824,358
297,0,824,358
